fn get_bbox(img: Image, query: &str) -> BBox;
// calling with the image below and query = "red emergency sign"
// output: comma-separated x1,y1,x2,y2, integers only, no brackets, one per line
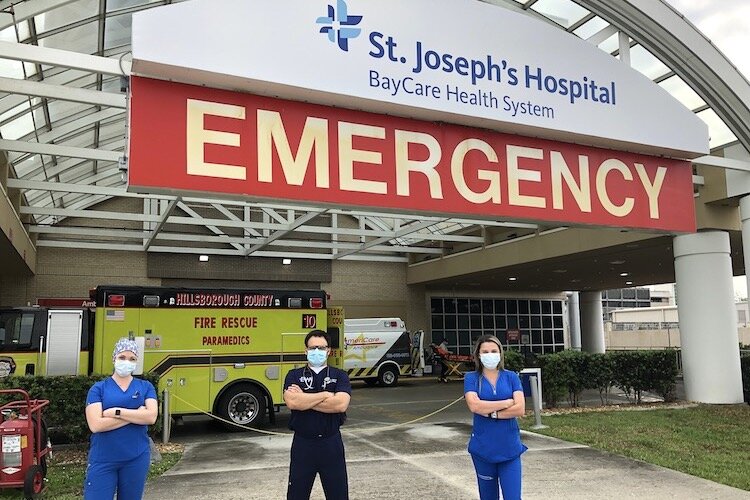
128,76,695,232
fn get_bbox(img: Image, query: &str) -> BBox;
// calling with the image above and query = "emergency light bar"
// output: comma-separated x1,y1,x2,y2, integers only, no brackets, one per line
107,295,125,307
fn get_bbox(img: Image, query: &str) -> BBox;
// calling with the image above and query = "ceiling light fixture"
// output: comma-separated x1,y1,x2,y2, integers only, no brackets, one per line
282,258,292,265
619,272,629,277
199,255,209,262
508,277,517,281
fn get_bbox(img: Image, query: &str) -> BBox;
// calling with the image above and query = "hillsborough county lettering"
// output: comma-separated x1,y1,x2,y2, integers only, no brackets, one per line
367,33,616,119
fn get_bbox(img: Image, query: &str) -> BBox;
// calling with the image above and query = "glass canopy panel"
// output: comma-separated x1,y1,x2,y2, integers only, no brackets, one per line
0,100,31,125
573,16,609,40
0,112,34,141
0,58,25,79
0,23,29,43
36,0,98,34
104,13,134,51
658,75,706,111
38,22,98,54
697,108,737,149
597,32,619,53
629,45,671,80
530,0,590,29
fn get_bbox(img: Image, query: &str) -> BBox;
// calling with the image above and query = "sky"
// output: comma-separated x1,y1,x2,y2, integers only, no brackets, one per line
666,0,750,80
664,0,750,299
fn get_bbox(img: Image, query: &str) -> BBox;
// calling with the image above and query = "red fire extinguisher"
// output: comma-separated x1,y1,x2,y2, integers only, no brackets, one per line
0,389,50,499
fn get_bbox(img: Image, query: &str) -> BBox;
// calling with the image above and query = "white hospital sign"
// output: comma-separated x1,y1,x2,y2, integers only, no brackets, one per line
131,0,708,159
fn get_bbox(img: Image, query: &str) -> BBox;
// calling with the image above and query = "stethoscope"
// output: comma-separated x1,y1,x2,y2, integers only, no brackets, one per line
301,365,332,391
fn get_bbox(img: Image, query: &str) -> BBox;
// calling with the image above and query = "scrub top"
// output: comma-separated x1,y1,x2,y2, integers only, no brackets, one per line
86,377,157,463
284,365,352,438
464,370,528,463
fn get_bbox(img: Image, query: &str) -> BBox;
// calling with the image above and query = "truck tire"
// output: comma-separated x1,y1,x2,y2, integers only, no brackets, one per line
23,464,44,499
378,366,399,387
216,384,266,432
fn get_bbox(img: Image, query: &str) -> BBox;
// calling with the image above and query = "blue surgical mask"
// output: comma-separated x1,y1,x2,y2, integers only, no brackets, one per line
480,352,501,370
114,359,137,377
306,349,328,367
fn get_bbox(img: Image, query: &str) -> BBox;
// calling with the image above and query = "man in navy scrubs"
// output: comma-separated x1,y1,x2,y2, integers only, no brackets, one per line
284,329,352,500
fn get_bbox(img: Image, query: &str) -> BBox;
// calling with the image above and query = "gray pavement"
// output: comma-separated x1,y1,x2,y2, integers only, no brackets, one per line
144,377,750,499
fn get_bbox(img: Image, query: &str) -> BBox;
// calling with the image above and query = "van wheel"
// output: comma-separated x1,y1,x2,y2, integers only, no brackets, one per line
378,366,399,387
363,378,378,386
217,385,266,432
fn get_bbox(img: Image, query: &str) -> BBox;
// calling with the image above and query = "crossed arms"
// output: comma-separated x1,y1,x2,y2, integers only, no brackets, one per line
464,390,526,419
283,384,351,413
85,399,158,433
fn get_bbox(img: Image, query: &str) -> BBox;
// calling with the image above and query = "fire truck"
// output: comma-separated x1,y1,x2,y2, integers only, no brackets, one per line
0,286,344,429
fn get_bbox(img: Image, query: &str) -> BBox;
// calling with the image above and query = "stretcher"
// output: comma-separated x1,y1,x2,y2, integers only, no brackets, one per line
431,345,475,379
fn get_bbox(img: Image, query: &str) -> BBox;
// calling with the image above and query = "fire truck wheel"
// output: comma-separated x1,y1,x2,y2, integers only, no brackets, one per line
23,464,44,499
363,378,378,386
378,366,399,387
217,385,266,431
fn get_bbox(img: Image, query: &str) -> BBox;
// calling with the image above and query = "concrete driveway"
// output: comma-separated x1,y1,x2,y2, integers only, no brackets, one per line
145,378,749,499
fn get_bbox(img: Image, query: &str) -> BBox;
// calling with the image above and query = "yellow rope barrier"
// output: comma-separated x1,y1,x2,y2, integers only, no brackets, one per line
169,393,466,436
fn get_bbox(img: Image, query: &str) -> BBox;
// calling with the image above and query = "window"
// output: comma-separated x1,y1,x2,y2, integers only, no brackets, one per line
0,312,35,347
429,296,565,355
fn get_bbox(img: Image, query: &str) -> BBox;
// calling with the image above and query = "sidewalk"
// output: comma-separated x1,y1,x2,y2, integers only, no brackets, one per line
145,378,749,499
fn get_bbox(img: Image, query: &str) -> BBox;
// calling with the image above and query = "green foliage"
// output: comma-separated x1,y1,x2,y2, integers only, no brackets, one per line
609,350,678,403
535,353,573,408
0,373,162,444
531,349,678,407
503,348,524,372
588,353,615,405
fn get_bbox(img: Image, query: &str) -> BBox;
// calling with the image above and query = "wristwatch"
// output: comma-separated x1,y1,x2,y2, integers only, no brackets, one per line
489,411,498,419
115,409,121,418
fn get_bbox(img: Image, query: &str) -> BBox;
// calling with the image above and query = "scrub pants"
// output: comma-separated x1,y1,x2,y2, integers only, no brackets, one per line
83,449,150,500
287,432,348,500
471,453,522,500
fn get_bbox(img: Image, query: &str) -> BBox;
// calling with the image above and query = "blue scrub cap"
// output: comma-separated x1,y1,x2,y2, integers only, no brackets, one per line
112,337,139,360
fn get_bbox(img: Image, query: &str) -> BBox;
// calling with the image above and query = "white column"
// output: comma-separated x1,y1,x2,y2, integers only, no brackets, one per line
674,231,743,403
579,291,605,353
567,292,582,351
740,196,750,301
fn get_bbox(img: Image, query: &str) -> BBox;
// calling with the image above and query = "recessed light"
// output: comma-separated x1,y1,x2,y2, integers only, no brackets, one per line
619,272,629,277
609,260,625,265
508,277,517,281
282,258,292,265
625,281,633,285
199,255,209,262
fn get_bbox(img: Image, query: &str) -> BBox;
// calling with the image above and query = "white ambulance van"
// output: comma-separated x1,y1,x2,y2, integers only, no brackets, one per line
343,318,424,387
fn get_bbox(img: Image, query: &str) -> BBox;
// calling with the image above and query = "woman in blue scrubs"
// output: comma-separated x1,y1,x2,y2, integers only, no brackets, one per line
84,338,158,500
464,335,527,500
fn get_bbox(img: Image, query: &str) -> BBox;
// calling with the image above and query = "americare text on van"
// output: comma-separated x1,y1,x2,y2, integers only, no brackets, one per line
368,33,617,106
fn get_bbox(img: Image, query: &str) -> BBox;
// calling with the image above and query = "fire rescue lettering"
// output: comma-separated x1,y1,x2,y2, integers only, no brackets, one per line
202,335,251,346
194,316,259,328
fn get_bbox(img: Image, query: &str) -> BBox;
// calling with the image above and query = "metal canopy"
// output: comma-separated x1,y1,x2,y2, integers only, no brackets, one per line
0,0,747,264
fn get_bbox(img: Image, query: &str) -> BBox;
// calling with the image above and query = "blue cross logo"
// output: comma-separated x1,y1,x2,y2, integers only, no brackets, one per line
316,0,363,52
